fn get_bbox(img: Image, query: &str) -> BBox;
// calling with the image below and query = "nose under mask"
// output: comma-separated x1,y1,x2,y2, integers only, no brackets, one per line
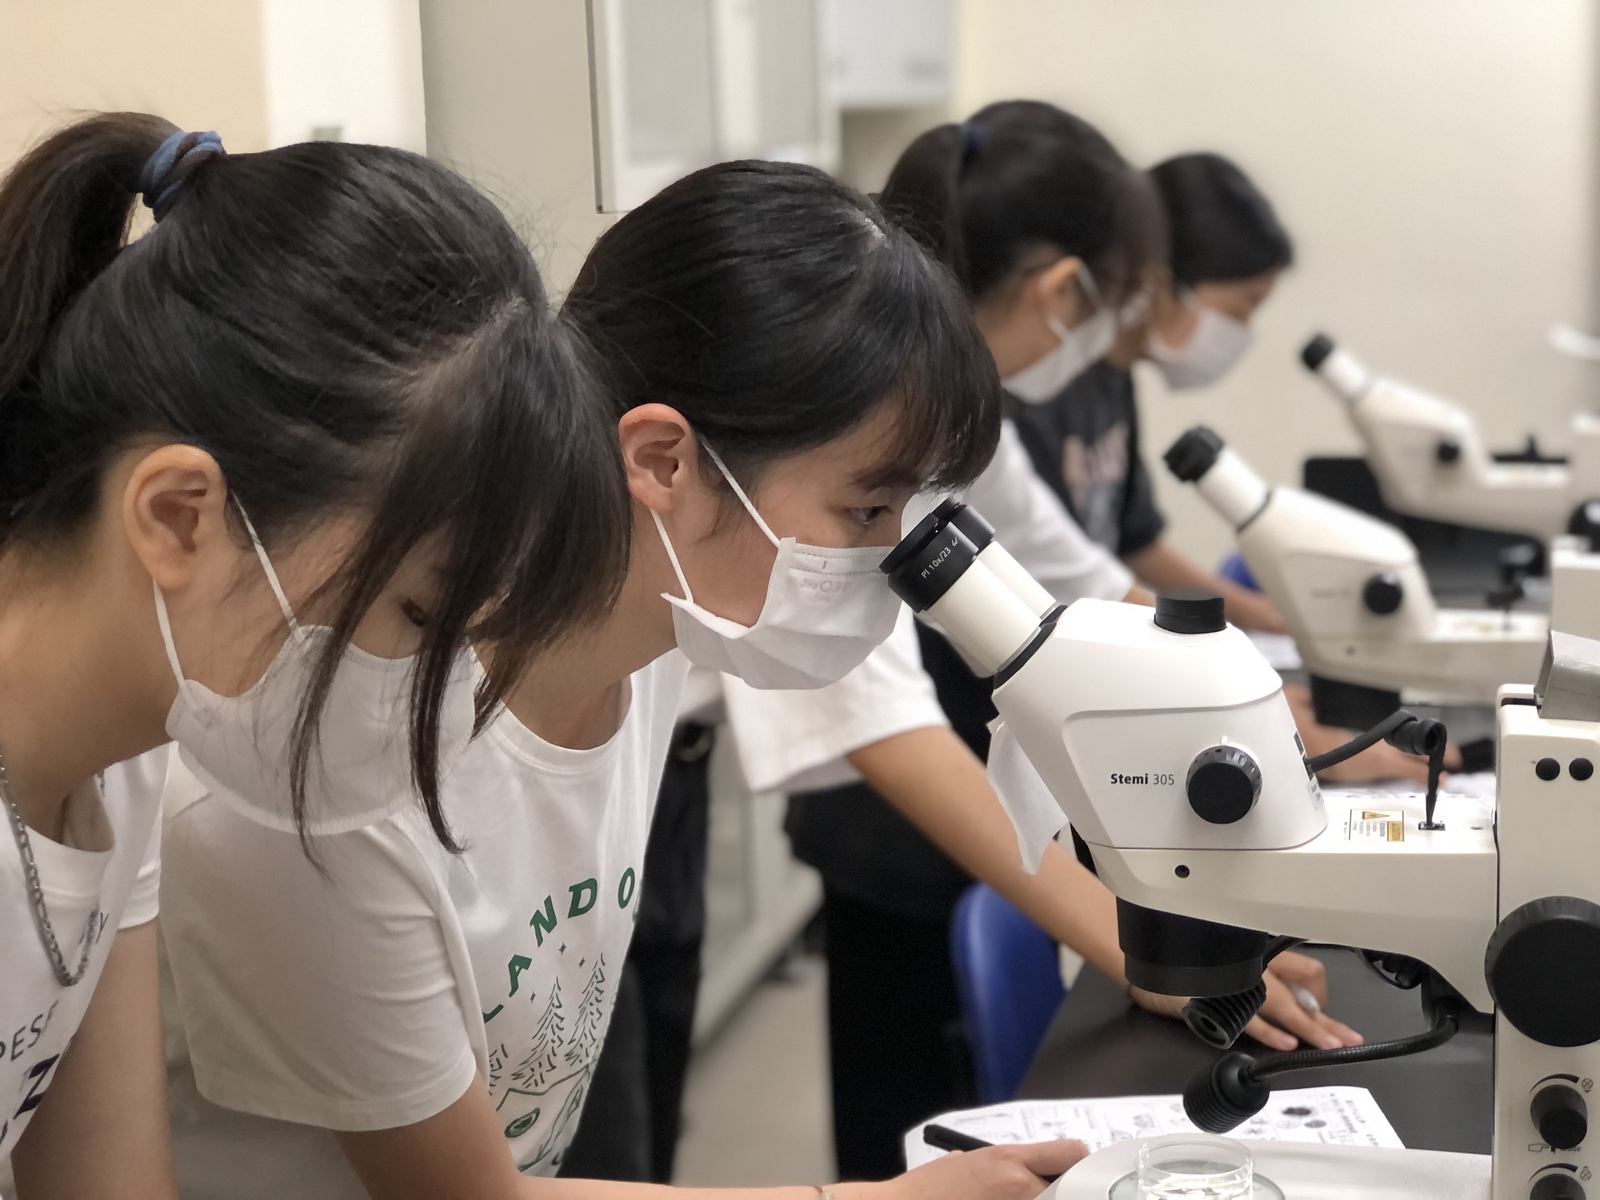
156,504,477,835
652,443,903,690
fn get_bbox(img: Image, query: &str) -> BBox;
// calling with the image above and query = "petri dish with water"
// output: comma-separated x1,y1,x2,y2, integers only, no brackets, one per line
1136,1135,1254,1200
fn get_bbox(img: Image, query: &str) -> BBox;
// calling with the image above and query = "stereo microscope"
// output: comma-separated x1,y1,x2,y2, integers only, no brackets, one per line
882,501,1600,1200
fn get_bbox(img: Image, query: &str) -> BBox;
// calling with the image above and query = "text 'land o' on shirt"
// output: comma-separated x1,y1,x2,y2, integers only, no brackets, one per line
160,652,689,1196
0,748,163,1161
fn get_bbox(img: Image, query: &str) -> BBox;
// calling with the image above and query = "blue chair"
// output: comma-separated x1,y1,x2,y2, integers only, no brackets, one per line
949,883,1067,1104
1217,551,1261,592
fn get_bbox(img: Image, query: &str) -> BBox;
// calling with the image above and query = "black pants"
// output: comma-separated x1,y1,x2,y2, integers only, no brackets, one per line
821,886,972,1182
560,723,714,1183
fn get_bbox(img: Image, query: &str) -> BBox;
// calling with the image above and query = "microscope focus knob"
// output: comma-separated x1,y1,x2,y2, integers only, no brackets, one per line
1362,572,1404,615
1531,1172,1586,1200
1532,1083,1588,1151
1187,747,1261,825
1486,896,1600,1047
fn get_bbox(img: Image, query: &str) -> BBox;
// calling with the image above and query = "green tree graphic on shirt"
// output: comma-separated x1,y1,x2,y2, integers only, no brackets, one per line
513,977,565,1091
564,956,607,1067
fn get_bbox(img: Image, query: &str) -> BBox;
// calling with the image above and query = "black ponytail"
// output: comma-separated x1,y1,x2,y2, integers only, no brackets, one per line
880,100,1163,307
1149,152,1293,287
0,113,629,850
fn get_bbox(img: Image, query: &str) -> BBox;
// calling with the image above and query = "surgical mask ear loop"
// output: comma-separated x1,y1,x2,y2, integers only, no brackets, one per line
230,502,301,633
153,498,302,692
1045,263,1104,343
700,443,781,549
651,438,781,607
651,510,697,606
1075,263,1103,314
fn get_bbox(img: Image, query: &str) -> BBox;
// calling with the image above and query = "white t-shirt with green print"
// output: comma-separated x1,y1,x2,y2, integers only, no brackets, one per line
160,651,689,1192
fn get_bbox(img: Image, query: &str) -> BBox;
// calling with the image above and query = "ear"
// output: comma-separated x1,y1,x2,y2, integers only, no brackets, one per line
120,444,233,593
1031,255,1087,325
617,404,701,515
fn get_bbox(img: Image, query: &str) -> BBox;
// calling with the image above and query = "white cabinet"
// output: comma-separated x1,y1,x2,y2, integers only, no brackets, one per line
591,0,838,212
827,0,953,110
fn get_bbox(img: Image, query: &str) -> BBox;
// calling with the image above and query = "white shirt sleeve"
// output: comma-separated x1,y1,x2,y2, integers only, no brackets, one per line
161,784,478,1132
117,747,169,929
960,419,1135,603
722,606,949,795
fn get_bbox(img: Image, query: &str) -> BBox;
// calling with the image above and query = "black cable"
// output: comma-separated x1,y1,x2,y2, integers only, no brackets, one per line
1183,1012,1460,1132
1245,1012,1459,1084
1305,708,1449,829
1305,709,1415,773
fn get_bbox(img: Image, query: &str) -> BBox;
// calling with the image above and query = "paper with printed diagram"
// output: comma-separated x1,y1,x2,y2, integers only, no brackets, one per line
904,1086,1403,1170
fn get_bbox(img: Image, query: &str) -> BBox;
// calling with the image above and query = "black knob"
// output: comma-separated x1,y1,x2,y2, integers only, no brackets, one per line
1532,1083,1588,1150
1187,747,1261,825
1486,896,1600,1046
1155,591,1227,635
1531,1171,1586,1200
1436,437,1462,464
1362,572,1404,615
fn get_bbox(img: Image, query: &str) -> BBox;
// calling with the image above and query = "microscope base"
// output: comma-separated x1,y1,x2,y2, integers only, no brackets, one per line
1046,1139,1489,1199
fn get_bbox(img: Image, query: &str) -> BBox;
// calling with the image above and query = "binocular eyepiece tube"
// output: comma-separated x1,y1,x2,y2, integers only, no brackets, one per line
1164,426,1271,532
1301,332,1373,403
880,500,1046,678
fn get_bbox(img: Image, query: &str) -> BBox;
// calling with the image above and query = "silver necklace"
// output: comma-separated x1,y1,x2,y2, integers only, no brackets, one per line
0,753,98,987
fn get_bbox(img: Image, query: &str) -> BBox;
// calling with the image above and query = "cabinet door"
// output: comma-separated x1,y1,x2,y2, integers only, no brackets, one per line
828,0,952,110
591,0,720,211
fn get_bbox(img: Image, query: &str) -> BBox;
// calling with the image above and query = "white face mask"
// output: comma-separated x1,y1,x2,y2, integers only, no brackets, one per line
1147,292,1254,390
652,444,903,690
1001,267,1118,404
156,506,477,835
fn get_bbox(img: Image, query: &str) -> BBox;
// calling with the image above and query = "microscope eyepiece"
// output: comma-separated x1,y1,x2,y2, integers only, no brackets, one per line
1164,426,1225,483
935,496,996,552
1301,332,1337,371
880,508,981,613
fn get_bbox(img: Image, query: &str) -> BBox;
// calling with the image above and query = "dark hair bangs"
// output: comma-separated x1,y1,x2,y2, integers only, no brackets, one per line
845,240,1002,493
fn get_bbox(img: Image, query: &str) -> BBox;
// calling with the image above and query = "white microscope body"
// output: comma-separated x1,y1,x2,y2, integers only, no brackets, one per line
1304,334,1600,541
1164,425,1547,704
1552,535,1600,642
881,505,1600,1200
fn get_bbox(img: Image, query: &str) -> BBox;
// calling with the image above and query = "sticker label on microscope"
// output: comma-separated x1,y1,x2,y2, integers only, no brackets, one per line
1345,809,1405,843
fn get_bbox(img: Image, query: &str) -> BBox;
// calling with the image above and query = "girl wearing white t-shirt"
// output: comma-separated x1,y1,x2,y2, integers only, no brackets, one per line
0,112,625,1197
161,162,1086,1199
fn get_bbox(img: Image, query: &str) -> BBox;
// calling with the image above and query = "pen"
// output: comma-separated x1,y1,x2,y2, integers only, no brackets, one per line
1288,982,1322,1015
922,1124,1064,1183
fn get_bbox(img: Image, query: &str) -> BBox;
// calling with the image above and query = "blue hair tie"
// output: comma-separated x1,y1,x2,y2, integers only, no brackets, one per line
959,121,987,173
138,130,225,222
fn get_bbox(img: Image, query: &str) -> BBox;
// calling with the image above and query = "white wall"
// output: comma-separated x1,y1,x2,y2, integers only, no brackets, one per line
947,0,1598,567
260,0,426,151
0,0,270,163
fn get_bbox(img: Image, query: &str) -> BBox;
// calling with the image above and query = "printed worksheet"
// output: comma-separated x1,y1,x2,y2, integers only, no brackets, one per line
904,1086,1404,1170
